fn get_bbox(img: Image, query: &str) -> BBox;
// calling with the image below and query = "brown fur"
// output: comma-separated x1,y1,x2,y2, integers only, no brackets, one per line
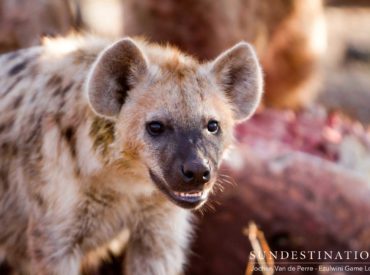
0,35,262,274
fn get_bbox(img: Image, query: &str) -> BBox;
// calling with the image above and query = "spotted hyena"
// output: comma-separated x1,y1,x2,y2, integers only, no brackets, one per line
0,35,263,274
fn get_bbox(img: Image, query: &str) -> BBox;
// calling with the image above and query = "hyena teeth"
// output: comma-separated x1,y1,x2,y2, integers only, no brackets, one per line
174,191,203,198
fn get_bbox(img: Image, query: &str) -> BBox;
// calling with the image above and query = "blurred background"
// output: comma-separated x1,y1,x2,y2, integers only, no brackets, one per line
0,0,370,274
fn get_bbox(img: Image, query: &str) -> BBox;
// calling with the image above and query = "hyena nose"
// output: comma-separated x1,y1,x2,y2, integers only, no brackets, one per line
181,160,211,185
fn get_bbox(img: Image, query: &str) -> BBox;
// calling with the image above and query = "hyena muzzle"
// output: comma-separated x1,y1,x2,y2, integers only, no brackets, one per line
0,35,263,274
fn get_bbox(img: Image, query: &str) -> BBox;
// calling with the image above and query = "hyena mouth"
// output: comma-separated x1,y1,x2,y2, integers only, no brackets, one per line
149,169,209,209
168,189,209,209
172,190,209,204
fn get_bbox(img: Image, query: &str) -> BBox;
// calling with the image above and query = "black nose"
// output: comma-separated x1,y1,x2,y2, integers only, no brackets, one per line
181,159,211,185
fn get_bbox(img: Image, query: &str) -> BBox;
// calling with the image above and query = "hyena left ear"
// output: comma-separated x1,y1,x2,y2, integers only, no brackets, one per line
210,42,263,121
87,38,148,118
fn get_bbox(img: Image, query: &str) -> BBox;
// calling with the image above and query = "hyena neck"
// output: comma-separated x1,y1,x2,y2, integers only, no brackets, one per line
83,113,156,196
88,115,116,162
86,113,141,177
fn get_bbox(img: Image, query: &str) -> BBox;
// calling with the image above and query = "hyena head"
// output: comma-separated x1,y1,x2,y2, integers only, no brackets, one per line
87,38,263,209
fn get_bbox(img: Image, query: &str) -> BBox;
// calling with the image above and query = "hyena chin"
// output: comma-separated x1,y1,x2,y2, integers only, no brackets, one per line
0,35,263,275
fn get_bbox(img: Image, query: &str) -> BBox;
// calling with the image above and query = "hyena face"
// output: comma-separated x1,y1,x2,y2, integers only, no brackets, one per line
87,38,263,208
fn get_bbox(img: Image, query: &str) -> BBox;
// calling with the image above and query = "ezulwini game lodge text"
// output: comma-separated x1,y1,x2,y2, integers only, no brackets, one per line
253,264,370,273
249,250,370,261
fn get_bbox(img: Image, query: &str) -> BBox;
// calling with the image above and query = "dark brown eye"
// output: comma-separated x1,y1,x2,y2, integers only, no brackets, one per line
207,120,219,133
147,121,165,136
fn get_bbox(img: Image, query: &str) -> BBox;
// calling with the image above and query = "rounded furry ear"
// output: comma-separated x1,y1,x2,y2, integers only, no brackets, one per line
210,42,263,121
87,38,148,117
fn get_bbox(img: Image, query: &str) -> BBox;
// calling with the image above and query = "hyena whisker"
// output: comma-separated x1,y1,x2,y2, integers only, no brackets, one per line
218,173,237,187
204,201,216,213
213,181,225,193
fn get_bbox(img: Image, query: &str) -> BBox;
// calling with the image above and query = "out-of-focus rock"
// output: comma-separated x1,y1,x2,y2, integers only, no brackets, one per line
0,0,81,53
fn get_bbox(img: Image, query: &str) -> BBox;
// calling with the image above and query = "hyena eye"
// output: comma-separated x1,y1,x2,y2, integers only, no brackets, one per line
207,120,219,134
147,121,165,136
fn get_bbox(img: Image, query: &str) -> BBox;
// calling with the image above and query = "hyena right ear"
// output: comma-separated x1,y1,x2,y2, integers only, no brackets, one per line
87,38,148,118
